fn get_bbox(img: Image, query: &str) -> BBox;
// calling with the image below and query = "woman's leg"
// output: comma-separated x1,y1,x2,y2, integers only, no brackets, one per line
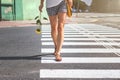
49,15,58,54
55,12,66,59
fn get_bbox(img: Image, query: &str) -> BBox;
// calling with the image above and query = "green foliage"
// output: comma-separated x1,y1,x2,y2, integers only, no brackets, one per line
35,15,48,25
43,17,48,20
36,19,42,25
35,16,39,20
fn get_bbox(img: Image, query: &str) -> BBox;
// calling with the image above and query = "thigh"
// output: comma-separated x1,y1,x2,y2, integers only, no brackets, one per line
58,12,66,24
58,1,67,24
49,15,58,29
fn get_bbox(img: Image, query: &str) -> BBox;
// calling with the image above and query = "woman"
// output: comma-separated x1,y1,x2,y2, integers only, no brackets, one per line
39,0,73,61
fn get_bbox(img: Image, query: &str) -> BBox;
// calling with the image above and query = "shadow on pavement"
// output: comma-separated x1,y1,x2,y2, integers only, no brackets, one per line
0,53,54,60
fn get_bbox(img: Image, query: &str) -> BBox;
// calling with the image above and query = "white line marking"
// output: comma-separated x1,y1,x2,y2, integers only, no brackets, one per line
41,57,120,63
42,48,120,53
42,42,120,46
40,69,120,78
41,38,120,41
42,31,79,33
42,32,120,35
75,30,120,32
42,34,120,37
70,25,120,57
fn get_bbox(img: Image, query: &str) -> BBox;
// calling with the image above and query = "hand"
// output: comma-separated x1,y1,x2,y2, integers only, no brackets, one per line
39,4,43,12
67,0,73,8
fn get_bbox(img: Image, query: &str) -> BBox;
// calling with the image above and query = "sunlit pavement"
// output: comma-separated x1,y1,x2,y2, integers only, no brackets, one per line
0,13,120,28
0,22,120,80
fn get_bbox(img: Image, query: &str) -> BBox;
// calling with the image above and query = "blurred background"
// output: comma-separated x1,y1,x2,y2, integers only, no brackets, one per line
73,0,120,13
0,0,120,21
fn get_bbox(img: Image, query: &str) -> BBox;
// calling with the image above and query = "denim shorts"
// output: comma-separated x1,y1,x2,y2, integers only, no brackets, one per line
46,1,67,16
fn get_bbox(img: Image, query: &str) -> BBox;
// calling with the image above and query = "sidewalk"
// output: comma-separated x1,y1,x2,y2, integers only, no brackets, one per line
0,13,120,28
0,20,37,28
68,13,120,29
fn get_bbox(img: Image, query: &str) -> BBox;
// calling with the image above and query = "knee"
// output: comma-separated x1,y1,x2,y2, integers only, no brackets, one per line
51,27,57,34
59,22,64,27
58,23,64,32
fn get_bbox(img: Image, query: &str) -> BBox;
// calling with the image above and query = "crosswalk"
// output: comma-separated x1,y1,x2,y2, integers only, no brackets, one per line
40,24,120,80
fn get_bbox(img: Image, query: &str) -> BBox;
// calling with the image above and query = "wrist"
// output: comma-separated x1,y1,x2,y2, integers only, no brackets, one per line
40,0,44,5
40,3,44,6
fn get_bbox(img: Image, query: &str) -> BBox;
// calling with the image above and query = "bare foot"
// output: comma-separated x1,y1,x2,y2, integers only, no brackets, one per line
55,54,62,61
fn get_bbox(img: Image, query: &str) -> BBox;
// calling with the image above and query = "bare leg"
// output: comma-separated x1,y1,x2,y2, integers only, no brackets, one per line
49,15,58,54
55,12,66,61
49,12,66,61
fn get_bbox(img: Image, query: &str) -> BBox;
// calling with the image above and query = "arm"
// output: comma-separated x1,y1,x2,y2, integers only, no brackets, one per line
39,0,44,12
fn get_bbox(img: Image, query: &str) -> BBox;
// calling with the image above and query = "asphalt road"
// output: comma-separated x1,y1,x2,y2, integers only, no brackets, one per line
0,26,41,80
0,24,120,80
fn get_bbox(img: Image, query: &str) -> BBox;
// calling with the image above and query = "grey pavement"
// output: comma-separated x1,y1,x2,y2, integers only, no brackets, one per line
0,26,42,80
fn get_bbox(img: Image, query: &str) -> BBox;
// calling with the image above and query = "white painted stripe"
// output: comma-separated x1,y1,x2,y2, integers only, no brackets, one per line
42,33,80,35
42,31,80,33
40,69,120,78
71,24,119,29
42,34,120,37
42,35,86,37
42,48,120,53
42,42,120,46
75,28,120,32
41,38,120,41
77,27,119,31
81,28,119,30
41,57,120,63
89,31,120,33
42,32,120,35
73,29,120,35
83,27,119,29
42,29,120,31
84,29,120,31
82,27,119,30
84,32,120,34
